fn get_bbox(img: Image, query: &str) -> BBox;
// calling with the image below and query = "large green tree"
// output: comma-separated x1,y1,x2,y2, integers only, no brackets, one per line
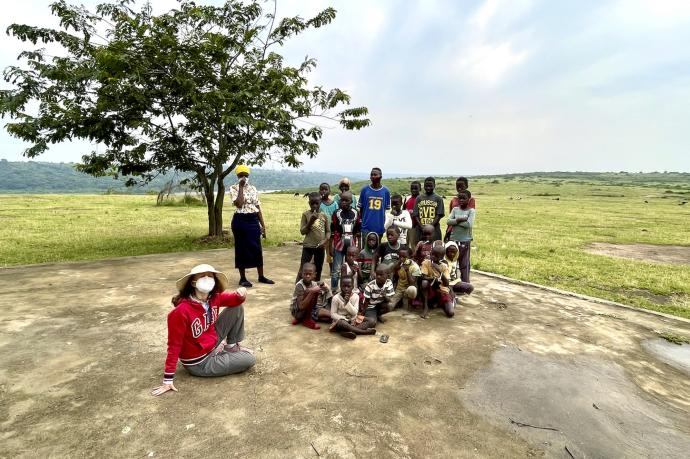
1,0,369,236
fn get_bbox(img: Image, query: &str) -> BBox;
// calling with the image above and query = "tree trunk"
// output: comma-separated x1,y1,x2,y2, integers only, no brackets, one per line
206,188,219,236
214,179,225,237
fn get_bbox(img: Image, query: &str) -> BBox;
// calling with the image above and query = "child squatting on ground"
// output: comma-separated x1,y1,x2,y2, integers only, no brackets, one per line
152,264,256,396
361,264,395,324
420,245,455,319
291,262,332,330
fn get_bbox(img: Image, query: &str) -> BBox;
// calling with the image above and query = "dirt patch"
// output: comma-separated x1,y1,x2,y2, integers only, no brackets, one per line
1,247,689,457
586,242,690,265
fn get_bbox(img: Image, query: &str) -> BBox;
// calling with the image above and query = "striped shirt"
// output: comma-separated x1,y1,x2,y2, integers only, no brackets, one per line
363,279,394,307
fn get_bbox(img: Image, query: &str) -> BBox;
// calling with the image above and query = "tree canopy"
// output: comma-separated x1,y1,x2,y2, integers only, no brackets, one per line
1,0,370,235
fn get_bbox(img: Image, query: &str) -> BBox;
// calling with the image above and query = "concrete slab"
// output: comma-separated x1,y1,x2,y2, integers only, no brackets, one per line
1,246,689,458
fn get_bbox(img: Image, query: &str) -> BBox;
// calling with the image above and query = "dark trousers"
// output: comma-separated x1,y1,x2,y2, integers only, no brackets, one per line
297,246,326,282
457,241,471,282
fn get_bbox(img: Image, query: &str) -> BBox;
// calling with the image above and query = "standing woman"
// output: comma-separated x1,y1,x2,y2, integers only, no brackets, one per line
229,165,274,287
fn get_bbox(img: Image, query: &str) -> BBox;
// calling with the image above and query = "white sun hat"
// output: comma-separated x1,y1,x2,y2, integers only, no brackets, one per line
176,264,229,292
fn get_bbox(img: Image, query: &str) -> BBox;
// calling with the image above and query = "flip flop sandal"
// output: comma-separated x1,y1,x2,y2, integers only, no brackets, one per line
379,334,389,343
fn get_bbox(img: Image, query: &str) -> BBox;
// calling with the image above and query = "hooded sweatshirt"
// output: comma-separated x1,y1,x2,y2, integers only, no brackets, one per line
357,232,380,283
442,241,461,286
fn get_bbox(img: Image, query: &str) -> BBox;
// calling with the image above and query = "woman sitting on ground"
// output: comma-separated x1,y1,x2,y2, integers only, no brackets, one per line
151,264,256,396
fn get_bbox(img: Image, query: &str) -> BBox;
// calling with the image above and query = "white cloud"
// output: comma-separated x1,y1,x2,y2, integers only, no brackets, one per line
458,42,529,86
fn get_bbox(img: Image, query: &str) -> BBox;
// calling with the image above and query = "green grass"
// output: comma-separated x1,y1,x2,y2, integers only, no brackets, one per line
658,332,690,345
1,176,689,319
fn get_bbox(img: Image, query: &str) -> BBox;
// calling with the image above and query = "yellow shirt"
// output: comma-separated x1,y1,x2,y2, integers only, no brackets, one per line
420,259,450,294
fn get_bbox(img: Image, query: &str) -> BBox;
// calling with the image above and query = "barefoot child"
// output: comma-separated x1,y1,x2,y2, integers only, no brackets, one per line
297,192,330,282
390,246,421,310
361,264,395,324
384,193,412,247
330,191,360,290
447,190,476,283
152,264,255,396
330,276,377,339
290,263,332,330
420,245,454,318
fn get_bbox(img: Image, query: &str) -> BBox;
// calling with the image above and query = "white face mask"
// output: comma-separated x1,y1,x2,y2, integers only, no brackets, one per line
194,276,215,294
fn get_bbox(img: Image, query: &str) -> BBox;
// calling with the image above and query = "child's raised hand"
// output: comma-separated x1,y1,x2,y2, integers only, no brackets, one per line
236,287,247,298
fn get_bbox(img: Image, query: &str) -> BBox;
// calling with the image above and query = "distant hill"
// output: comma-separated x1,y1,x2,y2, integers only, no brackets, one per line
0,160,366,193
292,171,690,196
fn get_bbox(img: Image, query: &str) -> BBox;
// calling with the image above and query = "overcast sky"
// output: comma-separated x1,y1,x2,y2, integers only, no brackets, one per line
1,0,689,175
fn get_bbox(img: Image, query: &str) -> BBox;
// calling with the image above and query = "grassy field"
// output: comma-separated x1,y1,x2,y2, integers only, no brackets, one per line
1,175,689,318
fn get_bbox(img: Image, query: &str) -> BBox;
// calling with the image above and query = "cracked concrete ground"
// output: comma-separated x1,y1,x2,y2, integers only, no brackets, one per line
1,246,689,458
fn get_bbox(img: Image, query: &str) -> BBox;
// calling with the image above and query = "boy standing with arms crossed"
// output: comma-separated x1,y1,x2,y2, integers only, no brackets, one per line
447,190,476,283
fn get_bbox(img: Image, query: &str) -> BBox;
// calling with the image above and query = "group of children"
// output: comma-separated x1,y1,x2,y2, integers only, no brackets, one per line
291,168,476,339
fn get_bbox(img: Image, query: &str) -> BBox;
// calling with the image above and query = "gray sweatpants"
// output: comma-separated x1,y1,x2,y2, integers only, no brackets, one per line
186,306,256,378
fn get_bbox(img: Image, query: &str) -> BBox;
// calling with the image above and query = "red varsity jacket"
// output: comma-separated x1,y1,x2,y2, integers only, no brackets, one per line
163,291,244,383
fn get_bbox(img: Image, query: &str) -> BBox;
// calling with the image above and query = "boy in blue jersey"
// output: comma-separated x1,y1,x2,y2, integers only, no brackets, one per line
357,167,391,247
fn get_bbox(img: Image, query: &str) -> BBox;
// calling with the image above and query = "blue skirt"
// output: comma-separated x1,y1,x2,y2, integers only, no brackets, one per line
231,213,263,269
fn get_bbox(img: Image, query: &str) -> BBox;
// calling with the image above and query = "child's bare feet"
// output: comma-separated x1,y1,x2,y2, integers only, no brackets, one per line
302,318,321,330
340,331,357,339
362,328,376,335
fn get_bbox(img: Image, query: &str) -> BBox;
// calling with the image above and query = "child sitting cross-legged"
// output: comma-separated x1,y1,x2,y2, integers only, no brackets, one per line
290,262,332,330
420,245,454,319
329,276,377,339
361,264,395,324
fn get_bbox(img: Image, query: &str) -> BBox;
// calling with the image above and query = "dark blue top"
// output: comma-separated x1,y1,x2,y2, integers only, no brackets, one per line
357,185,391,234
